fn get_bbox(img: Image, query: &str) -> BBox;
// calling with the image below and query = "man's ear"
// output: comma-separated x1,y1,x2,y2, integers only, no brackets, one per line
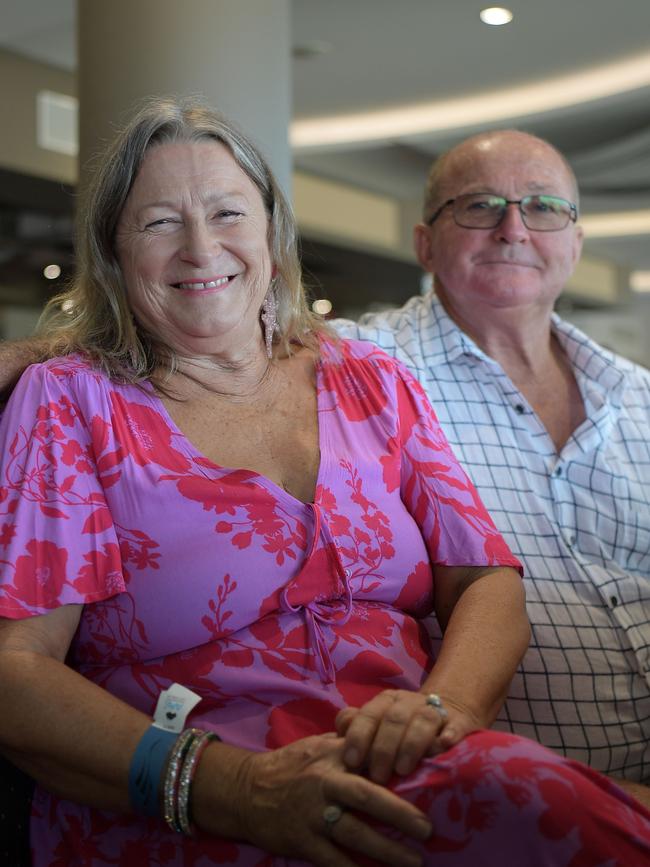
571,223,584,268
413,223,435,273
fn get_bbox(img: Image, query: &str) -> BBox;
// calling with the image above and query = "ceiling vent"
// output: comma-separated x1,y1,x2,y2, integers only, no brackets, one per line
36,91,78,157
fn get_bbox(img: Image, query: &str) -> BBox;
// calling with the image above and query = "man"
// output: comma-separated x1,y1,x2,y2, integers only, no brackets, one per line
334,129,650,806
0,130,648,806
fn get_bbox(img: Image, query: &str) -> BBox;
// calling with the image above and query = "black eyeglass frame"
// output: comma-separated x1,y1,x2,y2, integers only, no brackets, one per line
425,194,579,231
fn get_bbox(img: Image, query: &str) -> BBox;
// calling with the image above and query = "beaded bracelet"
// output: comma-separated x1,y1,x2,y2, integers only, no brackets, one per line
162,727,222,835
177,730,221,836
163,728,201,833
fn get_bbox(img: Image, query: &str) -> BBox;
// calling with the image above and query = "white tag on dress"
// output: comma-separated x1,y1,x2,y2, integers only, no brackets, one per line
152,683,202,733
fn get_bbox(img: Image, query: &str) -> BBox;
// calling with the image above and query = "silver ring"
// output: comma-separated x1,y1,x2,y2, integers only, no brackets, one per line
425,693,448,719
322,804,344,835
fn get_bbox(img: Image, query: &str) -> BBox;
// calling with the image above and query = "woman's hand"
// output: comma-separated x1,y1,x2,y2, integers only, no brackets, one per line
204,733,431,867
336,689,482,784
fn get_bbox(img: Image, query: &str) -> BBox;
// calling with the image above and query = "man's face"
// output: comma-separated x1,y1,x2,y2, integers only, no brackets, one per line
414,133,583,321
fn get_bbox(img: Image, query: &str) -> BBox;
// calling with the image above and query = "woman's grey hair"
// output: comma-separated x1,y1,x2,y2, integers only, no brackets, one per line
39,95,326,382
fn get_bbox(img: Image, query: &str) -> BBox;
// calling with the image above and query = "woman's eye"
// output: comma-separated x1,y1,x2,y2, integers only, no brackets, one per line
214,210,242,220
144,218,177,229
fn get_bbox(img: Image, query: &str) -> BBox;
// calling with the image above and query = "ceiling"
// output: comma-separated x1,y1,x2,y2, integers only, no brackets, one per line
2,0,650,276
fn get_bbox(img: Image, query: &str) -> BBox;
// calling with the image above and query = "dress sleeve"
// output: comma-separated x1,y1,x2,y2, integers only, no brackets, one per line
391,362,522,572
0,362,126,618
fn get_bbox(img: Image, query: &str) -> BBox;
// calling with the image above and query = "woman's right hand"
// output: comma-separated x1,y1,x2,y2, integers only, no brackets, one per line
195,733,431,867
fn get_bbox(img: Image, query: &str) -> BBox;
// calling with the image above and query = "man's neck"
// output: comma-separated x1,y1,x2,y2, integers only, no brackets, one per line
436,288,586,452
436,287,555,377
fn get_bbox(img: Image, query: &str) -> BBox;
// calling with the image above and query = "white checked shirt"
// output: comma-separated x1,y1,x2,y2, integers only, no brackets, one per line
334,290,650,782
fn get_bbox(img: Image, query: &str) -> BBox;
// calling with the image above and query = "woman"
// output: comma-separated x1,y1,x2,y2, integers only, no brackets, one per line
0,98,647,867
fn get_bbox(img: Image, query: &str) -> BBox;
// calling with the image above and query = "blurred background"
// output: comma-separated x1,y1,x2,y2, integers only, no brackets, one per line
1,0,650,365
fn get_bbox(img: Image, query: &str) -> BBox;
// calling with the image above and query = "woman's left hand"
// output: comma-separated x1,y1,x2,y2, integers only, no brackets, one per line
336,689,482,784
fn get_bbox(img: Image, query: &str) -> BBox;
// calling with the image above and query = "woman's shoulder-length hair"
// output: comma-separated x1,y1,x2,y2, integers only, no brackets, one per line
38,95,329,383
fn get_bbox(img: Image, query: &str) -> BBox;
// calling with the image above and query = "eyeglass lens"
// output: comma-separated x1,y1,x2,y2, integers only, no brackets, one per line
453,194,573,230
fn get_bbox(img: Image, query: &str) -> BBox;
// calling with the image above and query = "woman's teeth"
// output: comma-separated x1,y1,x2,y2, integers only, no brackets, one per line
177,277,230,290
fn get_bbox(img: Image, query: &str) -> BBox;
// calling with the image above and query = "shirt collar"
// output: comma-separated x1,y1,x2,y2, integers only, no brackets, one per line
550,313,627,406
427,292,629,398
426,291,502,368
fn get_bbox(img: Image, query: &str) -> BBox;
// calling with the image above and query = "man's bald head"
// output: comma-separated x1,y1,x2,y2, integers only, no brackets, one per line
422,130,579,224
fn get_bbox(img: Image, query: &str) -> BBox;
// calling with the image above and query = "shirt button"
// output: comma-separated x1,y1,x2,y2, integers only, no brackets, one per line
344,569,351,577
514,403,525,415
554,465,563,477
610,595,618,607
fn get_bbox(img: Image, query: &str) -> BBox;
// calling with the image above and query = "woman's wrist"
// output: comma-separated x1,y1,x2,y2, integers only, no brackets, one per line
189,740,256,840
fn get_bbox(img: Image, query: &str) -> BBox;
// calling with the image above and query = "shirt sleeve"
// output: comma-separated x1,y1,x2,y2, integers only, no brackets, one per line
0,361,126,619
391,361,522,573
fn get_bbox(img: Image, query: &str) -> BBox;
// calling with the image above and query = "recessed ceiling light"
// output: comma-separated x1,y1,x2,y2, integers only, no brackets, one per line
43,264,61,280
312,298,333,315
480,7,513,26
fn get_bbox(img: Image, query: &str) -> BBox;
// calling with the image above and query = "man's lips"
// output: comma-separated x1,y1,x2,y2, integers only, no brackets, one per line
476,259,538,268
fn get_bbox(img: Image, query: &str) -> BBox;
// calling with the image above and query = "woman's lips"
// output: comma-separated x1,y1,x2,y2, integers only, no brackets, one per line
173,276,232,291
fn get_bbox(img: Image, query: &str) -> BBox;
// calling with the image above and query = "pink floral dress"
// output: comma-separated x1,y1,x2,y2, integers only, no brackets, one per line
0,338,647,866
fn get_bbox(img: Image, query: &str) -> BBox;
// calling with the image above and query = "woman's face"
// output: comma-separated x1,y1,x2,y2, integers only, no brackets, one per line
115,139,273,358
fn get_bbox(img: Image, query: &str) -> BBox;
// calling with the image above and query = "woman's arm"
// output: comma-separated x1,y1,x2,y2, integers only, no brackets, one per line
0,606,150,809
426,563,529,726
337,358,529,783
337,565,529,784
0,608,430,867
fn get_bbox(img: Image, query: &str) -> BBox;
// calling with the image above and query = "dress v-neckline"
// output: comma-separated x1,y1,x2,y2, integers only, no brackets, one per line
142,357,325,508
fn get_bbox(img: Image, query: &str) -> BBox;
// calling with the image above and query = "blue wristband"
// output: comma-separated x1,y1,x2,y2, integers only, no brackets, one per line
128,725,179,817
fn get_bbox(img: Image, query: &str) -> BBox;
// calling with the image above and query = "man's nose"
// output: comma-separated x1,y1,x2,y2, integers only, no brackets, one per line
493,202,529,243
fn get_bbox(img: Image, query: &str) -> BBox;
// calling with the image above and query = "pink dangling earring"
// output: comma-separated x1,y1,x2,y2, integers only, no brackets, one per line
261,280,278,359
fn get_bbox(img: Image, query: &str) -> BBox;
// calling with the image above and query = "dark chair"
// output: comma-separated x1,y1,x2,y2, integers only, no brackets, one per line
0,756,33,866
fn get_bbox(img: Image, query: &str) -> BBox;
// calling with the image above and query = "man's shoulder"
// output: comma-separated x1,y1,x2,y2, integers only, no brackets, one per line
336,293,433,336
331,291,445,365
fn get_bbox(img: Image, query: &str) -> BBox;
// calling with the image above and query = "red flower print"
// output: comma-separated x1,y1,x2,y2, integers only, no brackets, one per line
393,560,433,613
0,522,17,548
73,543,124,595
9,539,69,608
109,393,191,472
265,697,340,748
323,357,389,422
316,485,338,512
336,650,404,707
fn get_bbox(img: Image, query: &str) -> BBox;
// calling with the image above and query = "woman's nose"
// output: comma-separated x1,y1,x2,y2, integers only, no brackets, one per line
179,222,221,266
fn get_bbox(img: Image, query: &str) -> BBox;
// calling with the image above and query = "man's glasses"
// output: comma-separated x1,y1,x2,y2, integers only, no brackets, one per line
426,193,578,232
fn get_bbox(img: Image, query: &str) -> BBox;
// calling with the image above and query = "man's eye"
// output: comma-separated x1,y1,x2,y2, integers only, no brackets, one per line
467,198,500,211
531,197,564,215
